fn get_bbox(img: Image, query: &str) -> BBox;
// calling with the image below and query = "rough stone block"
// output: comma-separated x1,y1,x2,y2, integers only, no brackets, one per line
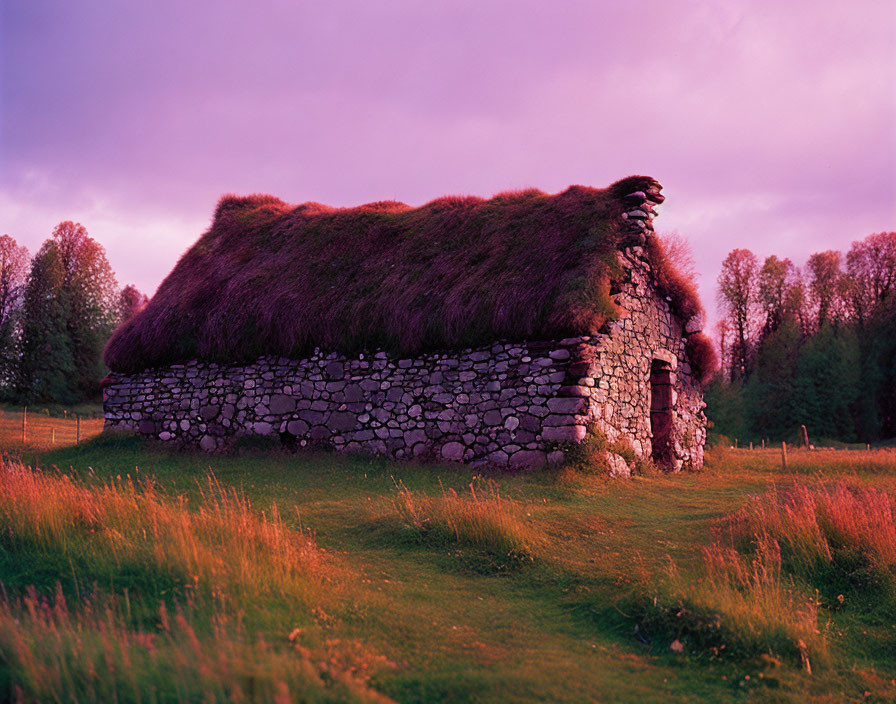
542,425,587,443
605,452,631,478
546,397,586,414
330,411,358,432
441,442,465,461
508,450,546,468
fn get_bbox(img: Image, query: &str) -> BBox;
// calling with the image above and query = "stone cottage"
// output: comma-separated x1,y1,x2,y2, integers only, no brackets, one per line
103,176,715,473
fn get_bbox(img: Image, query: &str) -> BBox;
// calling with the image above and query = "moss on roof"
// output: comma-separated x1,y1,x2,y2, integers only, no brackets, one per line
104,175,710,377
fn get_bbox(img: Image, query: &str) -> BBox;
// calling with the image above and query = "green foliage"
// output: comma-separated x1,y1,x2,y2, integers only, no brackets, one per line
854,297,896,440
17,243,77,404
712,233,896,444
15,223,118,404
792,325,860,442
704,376,749,441
744,315,802,440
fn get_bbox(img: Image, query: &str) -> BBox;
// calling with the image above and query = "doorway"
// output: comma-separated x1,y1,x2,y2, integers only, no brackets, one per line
650,358,674,468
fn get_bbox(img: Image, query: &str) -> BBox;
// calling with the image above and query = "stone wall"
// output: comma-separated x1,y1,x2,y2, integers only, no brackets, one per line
103,249,706,472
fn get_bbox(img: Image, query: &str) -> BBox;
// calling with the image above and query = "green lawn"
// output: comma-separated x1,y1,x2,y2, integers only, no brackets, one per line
1,433,894,703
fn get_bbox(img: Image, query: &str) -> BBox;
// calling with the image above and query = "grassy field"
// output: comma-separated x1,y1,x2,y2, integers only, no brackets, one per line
0,415,894,702
0,407,104,453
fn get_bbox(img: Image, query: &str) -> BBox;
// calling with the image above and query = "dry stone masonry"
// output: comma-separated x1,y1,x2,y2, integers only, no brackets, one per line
104,180,707,473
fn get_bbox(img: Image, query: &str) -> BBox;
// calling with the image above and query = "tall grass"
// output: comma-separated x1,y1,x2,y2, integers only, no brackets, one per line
729,480,896,598
391,479,541,560
0,459,327,604
632,535,825,668
636,477,896,668
0,458,396,702
0,586,393,703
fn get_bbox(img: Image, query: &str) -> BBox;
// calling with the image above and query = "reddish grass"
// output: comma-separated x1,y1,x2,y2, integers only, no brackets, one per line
729,480,896,580
637,534,825,667
390,479,542,558
104,176,714,374
0,460,329,601
0,588,393,703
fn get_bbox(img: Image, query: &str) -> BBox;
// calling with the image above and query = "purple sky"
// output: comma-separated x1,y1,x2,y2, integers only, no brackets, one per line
2,1,894,329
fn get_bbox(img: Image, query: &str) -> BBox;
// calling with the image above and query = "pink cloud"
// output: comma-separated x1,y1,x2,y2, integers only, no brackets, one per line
2,0,893,319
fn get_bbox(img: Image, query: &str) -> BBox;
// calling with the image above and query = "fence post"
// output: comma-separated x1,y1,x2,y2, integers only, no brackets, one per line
22,406,27,444
76,415,81,444
51,427,56,445
749,441,753,450
781,441,788,470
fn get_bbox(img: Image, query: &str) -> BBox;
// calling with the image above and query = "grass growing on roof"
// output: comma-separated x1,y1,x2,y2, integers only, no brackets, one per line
104,176,709,379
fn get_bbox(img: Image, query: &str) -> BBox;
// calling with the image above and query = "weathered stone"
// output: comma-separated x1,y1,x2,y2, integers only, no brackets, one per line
488,449,509,465
297,410,327,425
441,442,465,461
404,429,427,446
199,435,217,452
605,452,631,478
546,397,586,414
542,425,588,443
287,419,309,435
329,411,358,432
557,385,591,397
543,414,576,427
268,394,296,416
483,410,503,426
199,405,220,421
309,425,331,441
508,450,546,468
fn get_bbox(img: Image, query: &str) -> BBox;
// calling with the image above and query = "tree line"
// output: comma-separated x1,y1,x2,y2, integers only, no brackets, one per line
707,231,896,444
0,223,147,405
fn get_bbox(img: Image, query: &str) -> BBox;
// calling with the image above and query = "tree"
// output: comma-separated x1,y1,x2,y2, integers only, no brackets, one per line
52,221,119,399
793,324,860,441
757,255,798,336
744,313,802,439
0,235,29,390
16,222,119,402
845,232,896,324
717,249,758,381
118,284,148,323
17,243,76,403
806,250,843,331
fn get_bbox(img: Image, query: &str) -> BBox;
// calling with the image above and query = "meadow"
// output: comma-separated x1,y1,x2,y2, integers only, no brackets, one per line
0,415,894,703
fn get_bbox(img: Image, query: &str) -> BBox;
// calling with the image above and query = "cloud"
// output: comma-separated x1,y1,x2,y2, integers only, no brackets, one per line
1,0,893,327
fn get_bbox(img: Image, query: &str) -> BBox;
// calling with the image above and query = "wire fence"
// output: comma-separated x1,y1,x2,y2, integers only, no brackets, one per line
0,408,105,450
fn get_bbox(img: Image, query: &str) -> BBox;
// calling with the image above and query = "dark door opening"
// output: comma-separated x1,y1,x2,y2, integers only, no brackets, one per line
650,359,674,468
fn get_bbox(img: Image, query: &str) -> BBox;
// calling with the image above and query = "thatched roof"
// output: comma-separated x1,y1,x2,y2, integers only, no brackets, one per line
105,175,711,377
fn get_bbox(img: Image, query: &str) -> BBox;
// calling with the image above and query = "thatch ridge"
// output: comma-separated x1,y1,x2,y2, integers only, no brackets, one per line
104,176,706,375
